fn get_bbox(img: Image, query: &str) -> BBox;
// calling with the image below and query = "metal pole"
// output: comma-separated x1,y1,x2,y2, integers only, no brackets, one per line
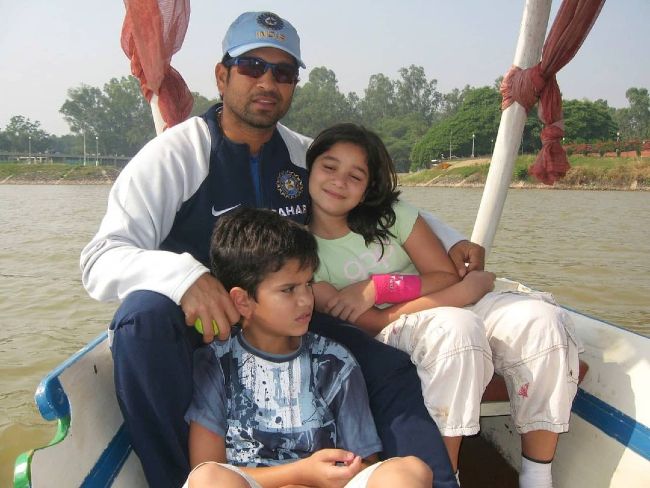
83,132,87,166
28,136,32,164
472,133,475,158
95,136,99,166
471,0,553,255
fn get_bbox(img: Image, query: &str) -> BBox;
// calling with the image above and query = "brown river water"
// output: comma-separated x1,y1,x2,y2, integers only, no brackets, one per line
1,184,648,485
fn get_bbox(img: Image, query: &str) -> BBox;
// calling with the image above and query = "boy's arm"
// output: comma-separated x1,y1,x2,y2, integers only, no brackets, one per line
189,422,363,487
188,421,227,467
239,449,363,488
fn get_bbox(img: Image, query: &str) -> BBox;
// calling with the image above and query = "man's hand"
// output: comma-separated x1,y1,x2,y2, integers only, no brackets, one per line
180,273,239,343
448,240,485,278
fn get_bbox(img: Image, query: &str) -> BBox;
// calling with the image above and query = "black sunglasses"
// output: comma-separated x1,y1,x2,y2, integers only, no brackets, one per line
224,56,299,84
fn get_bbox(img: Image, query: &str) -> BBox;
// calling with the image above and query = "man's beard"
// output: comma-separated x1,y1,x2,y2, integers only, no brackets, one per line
237,103,287,129
232,91,289,130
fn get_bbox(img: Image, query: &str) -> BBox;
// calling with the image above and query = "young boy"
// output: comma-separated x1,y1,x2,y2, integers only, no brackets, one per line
183,208,433,488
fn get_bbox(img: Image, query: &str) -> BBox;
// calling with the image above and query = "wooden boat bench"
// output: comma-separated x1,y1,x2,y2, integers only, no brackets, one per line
480,359,589,416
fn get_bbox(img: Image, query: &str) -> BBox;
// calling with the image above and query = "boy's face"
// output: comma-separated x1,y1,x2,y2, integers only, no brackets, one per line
241,258,314,354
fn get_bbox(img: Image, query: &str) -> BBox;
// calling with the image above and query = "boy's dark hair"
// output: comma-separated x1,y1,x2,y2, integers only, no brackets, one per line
210,207,319,298
306,123,401,255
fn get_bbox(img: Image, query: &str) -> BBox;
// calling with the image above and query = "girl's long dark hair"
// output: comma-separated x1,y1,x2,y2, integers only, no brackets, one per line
306,123,400,255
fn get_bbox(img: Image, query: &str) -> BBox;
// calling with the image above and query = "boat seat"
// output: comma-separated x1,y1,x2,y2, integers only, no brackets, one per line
480,359,589,417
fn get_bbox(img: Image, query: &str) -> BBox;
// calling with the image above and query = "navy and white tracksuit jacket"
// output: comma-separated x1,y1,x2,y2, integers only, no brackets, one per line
80,104,313,304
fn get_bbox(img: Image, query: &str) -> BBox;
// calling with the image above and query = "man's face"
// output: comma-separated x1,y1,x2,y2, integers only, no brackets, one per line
216,47,297,130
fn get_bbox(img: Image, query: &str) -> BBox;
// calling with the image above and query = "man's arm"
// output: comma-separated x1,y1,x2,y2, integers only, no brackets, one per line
80,118,212,304
418,209,486,277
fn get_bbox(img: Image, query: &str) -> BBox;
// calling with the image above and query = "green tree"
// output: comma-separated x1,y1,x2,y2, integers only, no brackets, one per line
441,85,472,119
60,84,104,136
375,113,429,172
0,131,8,151
393,65,441,123
282,67,359,137
2,115,51,153
617,87,650,140
562,98,616,143
190,92,218,117
60,76,155,156
358,73,397,127
410,86,501,170
49,134,83,154
102,77,156,155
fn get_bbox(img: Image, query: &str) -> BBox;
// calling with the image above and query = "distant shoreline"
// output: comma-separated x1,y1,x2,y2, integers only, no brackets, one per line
1,159,649,191
2,177,647,191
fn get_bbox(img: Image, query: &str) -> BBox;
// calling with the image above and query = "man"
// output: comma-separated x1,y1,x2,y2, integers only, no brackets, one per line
83,11,578,488
82,11,464,488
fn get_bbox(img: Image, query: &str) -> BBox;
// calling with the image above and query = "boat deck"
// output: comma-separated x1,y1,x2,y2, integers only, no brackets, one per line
460,434,518,487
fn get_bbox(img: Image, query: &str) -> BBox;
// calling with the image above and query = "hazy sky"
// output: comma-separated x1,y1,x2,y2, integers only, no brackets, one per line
1,0,648,136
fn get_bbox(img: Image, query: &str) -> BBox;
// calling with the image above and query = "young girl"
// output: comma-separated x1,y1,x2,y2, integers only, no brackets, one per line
308,124,581,488
307,123,495,474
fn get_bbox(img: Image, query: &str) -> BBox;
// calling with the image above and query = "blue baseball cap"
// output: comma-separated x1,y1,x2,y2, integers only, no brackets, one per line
222,11,305,68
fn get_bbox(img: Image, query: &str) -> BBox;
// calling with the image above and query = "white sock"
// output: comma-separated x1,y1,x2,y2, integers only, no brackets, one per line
519,457,553,488
455,469,460,486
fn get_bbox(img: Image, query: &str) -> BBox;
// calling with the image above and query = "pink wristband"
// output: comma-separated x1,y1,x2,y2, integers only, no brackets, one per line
372,274,422,305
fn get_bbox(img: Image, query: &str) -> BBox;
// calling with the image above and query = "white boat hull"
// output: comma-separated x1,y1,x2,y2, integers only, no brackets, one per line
15,292,650,487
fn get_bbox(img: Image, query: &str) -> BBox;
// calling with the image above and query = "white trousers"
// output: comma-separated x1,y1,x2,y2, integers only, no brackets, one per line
375,289,581,436
376,307,494,437
468,289,581,434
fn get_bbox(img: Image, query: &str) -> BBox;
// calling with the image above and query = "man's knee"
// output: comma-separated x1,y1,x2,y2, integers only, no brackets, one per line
111,290,188,342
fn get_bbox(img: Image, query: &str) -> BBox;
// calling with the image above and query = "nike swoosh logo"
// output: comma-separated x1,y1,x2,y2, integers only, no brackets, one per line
211,203,241,217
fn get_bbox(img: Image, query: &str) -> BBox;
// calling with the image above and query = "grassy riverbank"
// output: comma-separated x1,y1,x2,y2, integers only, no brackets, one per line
400,155,650,190
0,162,121,184
2,155,650,189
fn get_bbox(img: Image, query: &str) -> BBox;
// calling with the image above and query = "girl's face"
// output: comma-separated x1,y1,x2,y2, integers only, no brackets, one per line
309,142,370,219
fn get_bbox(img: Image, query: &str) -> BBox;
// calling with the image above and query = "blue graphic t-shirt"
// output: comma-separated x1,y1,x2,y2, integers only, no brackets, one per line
185,329,382,466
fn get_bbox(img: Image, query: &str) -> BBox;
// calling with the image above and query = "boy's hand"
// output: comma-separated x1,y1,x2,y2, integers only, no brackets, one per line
325,280,375,323
180,273,239,343
448,240,485,277
298,449,363,488
460,270,495,304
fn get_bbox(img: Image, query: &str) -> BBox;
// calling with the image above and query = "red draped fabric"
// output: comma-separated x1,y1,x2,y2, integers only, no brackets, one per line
501,0,606,184
121,0,193,130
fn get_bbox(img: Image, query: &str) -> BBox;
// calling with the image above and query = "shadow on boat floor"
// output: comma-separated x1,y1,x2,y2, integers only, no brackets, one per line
459,434,518,487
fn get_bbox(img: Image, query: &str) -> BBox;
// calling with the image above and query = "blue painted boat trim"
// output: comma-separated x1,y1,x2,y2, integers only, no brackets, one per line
35,332,109,421
80,424,132,487
573,388,650,461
